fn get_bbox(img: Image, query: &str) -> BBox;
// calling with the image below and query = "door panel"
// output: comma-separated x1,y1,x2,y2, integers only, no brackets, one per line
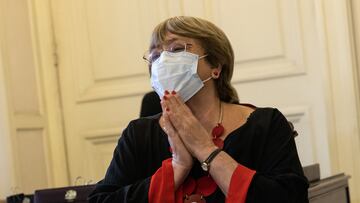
214,0,321,169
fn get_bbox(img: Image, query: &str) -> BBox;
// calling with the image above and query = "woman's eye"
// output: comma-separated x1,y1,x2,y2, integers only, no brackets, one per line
170,45,185,53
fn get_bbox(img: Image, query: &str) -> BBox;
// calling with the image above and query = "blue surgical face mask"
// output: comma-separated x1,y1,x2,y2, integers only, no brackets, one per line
150,50,211,102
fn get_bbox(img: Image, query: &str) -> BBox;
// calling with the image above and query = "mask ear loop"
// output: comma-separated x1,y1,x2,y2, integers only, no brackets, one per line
199,54,208,59
202,76,212,83
202,69,220,83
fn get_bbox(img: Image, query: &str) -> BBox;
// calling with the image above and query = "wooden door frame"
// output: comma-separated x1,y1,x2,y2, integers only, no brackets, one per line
316,0,360,202
349,0,360,199
350,0,360,128
28,0,69,187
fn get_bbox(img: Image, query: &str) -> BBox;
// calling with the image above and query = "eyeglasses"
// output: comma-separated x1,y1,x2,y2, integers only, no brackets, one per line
142,42,193,65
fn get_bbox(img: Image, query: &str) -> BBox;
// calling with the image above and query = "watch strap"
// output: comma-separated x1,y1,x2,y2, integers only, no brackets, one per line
201,148,222,171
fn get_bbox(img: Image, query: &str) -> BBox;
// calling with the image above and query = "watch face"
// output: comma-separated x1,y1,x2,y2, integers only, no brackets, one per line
201,162,209,171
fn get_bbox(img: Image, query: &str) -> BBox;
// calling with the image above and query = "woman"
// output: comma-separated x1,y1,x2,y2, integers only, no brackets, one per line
89,16,309,203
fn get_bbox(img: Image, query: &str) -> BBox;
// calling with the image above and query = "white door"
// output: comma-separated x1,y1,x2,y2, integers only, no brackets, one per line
51,0,332,183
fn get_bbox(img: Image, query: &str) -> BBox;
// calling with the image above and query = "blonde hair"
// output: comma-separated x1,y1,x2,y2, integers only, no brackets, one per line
149,16,239,104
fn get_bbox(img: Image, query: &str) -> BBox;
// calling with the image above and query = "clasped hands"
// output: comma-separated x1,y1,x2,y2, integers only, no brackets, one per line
159,90,218,171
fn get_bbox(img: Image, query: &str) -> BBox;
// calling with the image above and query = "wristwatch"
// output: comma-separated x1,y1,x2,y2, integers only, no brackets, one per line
201,148,222,171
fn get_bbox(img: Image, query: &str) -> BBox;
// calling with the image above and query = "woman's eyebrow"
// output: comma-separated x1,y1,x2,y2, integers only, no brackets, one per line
164,38,191,46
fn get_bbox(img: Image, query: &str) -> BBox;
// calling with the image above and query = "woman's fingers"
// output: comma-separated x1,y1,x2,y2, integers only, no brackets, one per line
161,90,201,141
162,90,184,112
162,91,190,129
169,90,183,107
160,113,193,169
162,91,199,142
160,113,176,137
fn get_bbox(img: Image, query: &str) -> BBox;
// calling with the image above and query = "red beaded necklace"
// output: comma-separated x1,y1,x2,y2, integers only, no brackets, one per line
212,101,224,149
183,102,224,203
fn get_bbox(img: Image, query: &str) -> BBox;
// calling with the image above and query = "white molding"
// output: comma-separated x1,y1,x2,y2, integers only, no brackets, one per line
76,74,151,103
26,0,54,189
83,127,121,181
30,0,70,187
350,0,360,148
282,106,306,124
13,114,45,130
69,0,152,104
82,127,123,140
281,106,317,167
232,57,306,83
214,0,307,84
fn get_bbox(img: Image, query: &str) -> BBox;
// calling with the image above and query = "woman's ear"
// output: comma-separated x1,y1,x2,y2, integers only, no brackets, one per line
211,65,222,79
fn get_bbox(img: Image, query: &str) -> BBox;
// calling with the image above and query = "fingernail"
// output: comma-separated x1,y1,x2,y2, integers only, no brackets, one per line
164,90,170,95
171,90,176,95
163,95,167,100
165,107,170,112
